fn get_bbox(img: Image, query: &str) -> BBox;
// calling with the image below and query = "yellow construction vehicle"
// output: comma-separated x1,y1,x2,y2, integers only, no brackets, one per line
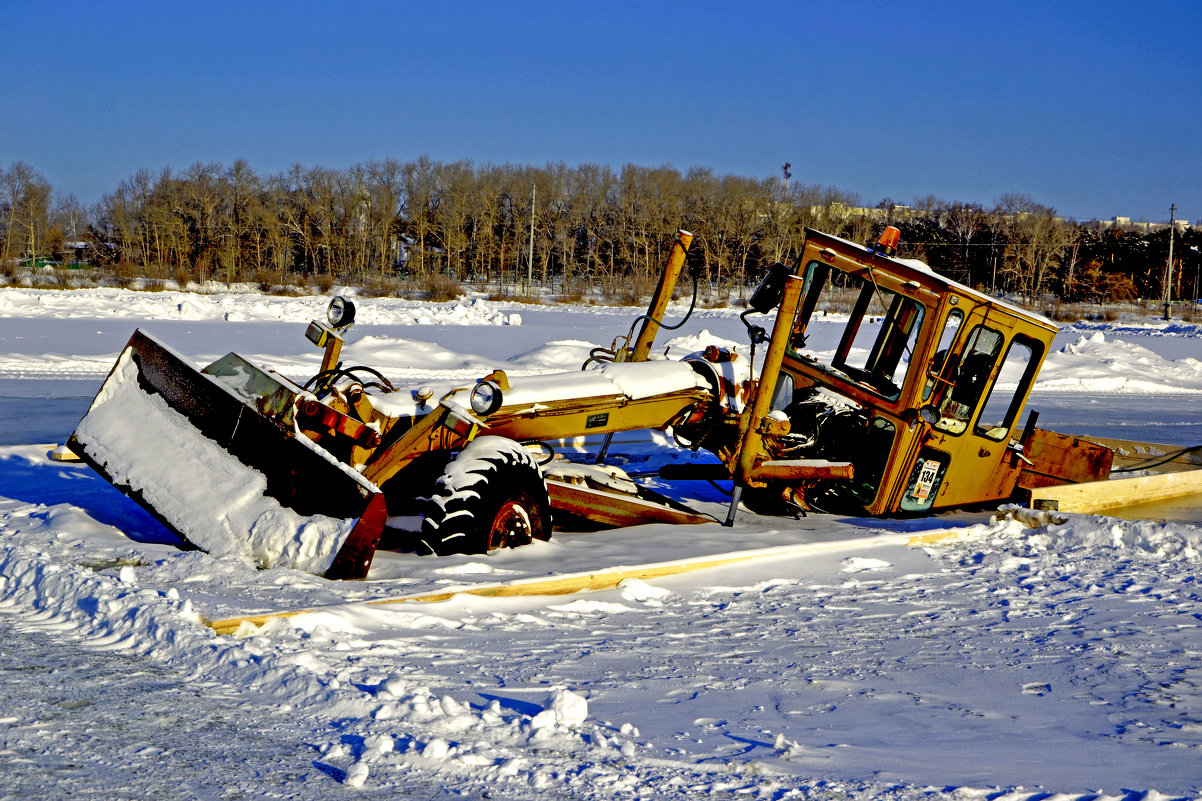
66,226,1131,579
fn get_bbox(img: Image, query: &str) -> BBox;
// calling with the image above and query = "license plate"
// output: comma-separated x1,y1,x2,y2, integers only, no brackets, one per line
913,459,940,501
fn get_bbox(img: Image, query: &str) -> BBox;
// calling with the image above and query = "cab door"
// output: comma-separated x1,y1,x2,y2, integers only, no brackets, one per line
906,310,1045,510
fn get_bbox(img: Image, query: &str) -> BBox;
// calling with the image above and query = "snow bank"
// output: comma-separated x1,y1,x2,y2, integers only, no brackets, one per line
970,506,1202,562
0,506,354,713
0,287,521,326
0,491,644,797
3,442,1201,797
1037,331,1202,393
507,339,597,370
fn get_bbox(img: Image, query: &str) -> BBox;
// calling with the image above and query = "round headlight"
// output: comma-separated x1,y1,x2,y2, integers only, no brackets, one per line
469,381,504,416
327,296,356,328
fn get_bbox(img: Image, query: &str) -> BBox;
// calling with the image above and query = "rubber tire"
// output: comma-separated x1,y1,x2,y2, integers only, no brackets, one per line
417,436,552,556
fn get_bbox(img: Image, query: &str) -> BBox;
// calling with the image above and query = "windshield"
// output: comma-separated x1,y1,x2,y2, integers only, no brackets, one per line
786,260,926,402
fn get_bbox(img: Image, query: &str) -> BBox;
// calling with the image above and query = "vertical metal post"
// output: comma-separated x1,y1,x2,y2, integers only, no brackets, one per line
320,333,344,373
594,431,615,465
1163,203,1176,321
527,184,536,287
723,485,744,527
630,230,693,361
725,275,804,526
734,276,804,486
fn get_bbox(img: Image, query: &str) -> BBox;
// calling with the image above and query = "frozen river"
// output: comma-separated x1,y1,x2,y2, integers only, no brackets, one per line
2,289,1201,798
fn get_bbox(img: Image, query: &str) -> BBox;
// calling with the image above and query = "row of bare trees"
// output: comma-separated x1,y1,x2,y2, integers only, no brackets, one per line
2,159,1197,305
883,194,1199,304
81,158,865,295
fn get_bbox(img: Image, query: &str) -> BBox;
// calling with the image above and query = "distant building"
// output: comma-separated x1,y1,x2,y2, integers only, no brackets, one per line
1082,217,1192,234
803,204,1192,233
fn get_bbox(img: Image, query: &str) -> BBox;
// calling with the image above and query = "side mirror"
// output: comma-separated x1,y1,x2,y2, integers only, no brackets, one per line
747,262,791,314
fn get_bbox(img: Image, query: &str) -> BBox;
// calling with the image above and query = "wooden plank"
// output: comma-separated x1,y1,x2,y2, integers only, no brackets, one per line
1029,468,1202,514
204,527,967,636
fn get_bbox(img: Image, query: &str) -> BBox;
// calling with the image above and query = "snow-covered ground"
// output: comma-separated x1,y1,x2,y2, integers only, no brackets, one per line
1,286,1200,799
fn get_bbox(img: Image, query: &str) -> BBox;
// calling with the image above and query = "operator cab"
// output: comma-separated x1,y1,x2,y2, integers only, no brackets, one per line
751,228,1057,515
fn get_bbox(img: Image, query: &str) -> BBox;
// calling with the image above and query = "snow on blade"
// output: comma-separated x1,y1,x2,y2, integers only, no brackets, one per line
71,348,357,573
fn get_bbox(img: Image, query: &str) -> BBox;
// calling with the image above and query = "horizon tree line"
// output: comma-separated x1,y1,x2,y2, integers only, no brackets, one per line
1,158,1198,306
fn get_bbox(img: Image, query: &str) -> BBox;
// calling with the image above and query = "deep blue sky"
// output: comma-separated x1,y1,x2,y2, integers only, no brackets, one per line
2,0,1198,223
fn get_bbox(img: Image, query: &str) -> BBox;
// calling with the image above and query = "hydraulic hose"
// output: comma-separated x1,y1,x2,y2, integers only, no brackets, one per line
1111,444,1202,473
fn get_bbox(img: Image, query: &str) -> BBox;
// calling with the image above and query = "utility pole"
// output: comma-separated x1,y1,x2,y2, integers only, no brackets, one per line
1195,246,1200,307
527,183,536,287
1163,203,1176,320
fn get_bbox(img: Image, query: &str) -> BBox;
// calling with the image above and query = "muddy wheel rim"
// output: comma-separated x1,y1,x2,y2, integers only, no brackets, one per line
488,501,533,550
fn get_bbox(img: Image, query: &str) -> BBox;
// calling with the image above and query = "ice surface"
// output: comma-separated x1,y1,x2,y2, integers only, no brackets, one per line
2,287,1202,799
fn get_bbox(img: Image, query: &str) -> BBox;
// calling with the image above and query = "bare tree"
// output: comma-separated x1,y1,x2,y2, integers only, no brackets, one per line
364,159,408,277
434,160,475,280
403,156,443,277
51,193,88,245
1,162,52,269
944,203,987,285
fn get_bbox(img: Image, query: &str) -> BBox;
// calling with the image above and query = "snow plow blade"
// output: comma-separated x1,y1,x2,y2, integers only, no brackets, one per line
546,479,712,528
67,330,386,579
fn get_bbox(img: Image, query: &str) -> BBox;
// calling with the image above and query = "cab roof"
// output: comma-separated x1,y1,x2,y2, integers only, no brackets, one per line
803,228,1058,333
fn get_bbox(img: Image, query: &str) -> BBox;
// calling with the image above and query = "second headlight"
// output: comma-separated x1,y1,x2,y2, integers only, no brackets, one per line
469,380,504,416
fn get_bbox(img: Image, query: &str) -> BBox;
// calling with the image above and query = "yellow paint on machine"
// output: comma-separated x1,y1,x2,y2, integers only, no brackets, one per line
204,527,970,636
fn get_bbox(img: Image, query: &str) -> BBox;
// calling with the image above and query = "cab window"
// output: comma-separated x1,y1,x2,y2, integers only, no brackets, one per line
976,336,1041,441
788,260,926,402
923,308,964,402
933,325,1003,435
